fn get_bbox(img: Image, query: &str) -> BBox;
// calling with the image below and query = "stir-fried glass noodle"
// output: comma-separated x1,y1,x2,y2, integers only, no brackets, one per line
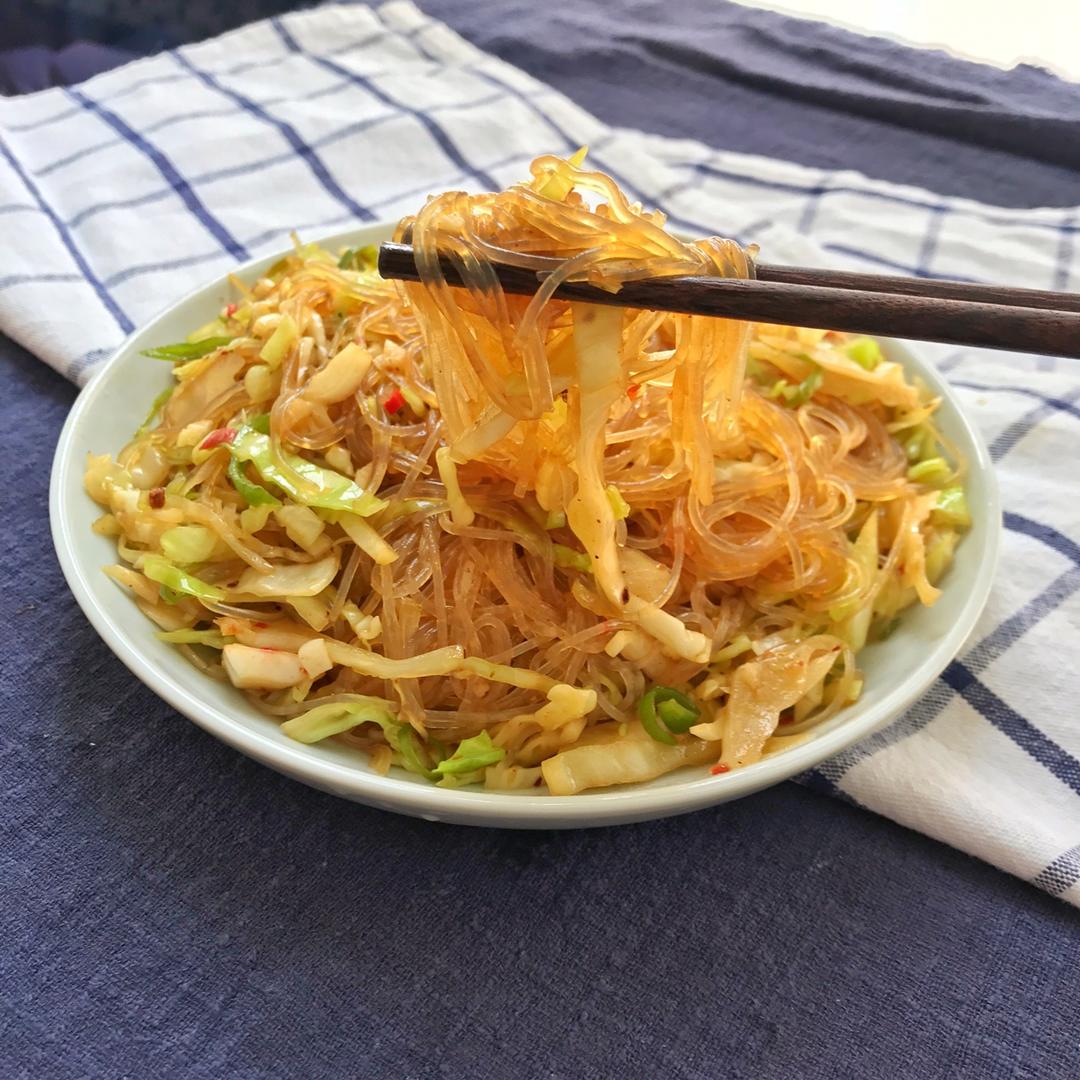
86,152,970,795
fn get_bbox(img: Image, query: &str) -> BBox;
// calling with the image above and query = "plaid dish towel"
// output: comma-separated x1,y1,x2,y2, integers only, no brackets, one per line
3,1,1078,903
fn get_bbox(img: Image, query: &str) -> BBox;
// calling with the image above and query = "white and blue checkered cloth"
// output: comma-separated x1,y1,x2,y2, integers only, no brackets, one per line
4,1,1077,903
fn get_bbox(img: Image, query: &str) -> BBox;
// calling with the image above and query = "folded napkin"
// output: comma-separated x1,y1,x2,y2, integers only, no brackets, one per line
3,0,1077,902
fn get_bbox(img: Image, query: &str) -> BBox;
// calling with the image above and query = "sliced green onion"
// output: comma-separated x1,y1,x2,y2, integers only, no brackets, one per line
793,367,824,405
657,697,698,733
769,366,823,408
638,686,701,745
846,337,882,370
136,386,173,434
141,336,233,362
227,455,281,507
248,412,271,435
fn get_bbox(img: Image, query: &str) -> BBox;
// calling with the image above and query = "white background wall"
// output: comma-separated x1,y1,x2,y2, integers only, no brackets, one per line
739,0,1080,80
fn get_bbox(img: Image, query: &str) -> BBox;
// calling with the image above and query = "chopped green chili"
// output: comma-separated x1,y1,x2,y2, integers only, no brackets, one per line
141,337,233,362
638,686,701,745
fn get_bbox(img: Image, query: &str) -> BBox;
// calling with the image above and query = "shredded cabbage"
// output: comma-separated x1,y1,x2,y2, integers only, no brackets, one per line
231,427,385,516
159,525,217,565
282,698,397,743
141,556,225,602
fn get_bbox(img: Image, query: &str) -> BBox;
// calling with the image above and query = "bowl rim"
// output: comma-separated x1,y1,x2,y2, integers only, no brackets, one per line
49,222,1001,826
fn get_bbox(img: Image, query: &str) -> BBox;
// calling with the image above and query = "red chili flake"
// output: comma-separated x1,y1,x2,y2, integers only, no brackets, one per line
252,621,269,629
148,487,165,509
383,389,406,415
627,383,641,400
711,763,731,775
199,426,237,450
224,303,238,318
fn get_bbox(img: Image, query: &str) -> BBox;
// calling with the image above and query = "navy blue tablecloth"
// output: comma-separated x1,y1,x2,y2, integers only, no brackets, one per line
4,4,1078,1078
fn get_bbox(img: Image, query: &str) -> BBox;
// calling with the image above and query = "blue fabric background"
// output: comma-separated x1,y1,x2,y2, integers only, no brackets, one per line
3,3,1079,1077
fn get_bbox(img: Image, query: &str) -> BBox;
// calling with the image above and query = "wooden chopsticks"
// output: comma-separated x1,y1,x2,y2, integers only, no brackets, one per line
377,242,1080,359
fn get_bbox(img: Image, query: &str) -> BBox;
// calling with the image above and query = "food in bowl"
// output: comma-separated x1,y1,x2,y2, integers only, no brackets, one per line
83,153,970,795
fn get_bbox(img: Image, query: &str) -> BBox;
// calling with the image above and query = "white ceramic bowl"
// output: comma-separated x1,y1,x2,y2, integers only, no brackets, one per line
50,222,1000,828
